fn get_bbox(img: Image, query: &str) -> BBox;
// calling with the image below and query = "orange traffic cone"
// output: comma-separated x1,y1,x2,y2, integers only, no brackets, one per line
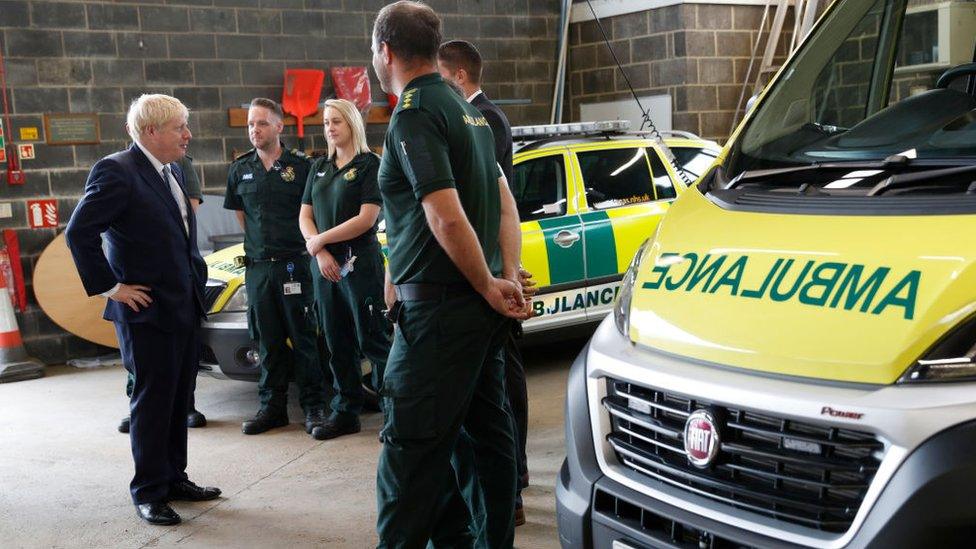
0,269,43,383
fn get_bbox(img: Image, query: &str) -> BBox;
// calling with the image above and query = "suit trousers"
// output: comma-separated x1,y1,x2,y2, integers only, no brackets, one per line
126,367,196,411
503,323,529,496
115,319,199,505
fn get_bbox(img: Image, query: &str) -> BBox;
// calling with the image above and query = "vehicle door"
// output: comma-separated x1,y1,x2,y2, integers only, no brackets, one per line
573,142,679,322
510,149,588,332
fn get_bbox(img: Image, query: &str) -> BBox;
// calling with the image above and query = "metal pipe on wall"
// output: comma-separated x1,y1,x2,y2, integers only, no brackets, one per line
550,0,573,124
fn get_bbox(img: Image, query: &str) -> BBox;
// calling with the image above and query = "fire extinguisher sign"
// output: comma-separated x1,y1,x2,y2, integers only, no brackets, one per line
27,199,58,229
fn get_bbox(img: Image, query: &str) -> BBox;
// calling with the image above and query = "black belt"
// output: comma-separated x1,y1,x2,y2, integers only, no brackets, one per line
239,251,308,266
394,282,475,302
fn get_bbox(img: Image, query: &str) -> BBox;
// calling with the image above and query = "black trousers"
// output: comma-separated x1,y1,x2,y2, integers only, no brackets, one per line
115,320,199,505
126,367,196,412
503,322,529,496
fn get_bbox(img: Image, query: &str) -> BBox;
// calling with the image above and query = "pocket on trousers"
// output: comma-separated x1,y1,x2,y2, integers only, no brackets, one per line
365,299,392,337
381,377,437,440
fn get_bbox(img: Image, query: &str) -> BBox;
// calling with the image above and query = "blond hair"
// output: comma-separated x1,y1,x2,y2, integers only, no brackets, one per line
323,99,370,160
126,94,189,143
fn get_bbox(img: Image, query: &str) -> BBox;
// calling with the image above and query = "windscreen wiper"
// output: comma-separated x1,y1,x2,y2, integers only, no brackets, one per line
727,154,963,190
868,164,976,196
728,161,891,189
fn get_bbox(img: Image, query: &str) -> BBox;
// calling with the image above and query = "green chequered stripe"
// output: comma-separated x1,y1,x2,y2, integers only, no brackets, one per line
580,211,618,279
537,216,585,285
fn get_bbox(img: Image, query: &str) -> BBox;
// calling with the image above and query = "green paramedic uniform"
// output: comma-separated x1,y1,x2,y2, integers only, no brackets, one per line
224,146,325,415
375,72,517,549
302,151,390,419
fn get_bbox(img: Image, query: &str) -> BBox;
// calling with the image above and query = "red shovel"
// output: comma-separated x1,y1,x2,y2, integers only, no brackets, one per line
282,69,325,152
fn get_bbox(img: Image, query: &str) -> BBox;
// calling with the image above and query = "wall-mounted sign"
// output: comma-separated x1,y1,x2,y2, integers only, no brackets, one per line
0,148,5,163
19,127,39,141
27,199,58,229
17,144,34,160
44,113,100,145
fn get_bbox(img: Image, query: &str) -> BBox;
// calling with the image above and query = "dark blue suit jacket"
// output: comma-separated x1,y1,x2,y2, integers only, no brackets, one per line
471,92,513,187
66,144,207,330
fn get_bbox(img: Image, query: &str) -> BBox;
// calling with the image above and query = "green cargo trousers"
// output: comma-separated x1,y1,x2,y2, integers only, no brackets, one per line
313,241,390,417
376,292,517,549
245,259,326,414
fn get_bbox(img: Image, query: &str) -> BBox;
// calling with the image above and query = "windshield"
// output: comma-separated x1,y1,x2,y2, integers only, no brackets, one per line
727,0,976,178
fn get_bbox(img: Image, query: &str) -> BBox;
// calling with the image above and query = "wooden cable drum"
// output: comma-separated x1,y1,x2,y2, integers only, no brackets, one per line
33,233,118,349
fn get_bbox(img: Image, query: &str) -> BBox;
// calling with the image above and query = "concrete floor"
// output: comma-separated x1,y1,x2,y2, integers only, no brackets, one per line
0,340,584,549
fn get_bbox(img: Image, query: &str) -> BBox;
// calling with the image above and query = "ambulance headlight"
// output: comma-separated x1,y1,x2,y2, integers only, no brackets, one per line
614,238,653,339
222,285,249,313
899,316,976,383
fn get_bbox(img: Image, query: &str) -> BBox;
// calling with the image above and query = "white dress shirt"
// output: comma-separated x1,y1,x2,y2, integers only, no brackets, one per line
465,89,483,104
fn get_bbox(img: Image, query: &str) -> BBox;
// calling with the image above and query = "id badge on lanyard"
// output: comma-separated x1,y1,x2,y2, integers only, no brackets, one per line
340,247,357,278
283,261,302,295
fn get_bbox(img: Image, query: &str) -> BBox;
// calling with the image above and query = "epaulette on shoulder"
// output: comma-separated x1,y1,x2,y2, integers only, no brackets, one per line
397,87,420,111
234,148,255,161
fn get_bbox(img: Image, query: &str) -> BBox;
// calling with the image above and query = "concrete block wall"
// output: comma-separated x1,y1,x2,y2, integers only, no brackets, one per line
567,3,792,143
0,0,560,364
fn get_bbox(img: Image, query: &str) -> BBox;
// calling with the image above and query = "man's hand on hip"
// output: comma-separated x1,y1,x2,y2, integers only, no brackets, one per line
110,284,153,312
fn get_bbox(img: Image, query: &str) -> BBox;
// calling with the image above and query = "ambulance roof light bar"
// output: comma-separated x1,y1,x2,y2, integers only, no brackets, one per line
512,120,631,139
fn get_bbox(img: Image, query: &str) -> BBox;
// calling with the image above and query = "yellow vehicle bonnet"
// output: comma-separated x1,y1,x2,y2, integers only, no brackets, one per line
625,0,976,385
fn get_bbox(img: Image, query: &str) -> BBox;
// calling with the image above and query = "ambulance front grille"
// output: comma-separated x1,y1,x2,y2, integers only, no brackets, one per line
604,378,884,534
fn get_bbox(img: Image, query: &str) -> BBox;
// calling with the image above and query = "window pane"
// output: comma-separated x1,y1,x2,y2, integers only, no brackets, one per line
670,146,717,180
647,148,677,200
578,148,654,210
808,0,885,128
512,155,566,222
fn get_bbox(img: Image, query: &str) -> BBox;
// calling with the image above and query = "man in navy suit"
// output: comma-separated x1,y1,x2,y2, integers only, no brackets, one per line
66,94,220,526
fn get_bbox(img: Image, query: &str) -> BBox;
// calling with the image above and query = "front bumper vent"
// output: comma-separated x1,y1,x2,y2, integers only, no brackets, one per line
594,489,751,549
604,378,884,533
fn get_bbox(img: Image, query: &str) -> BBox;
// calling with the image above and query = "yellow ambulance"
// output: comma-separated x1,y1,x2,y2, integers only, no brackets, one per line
557,0,976,547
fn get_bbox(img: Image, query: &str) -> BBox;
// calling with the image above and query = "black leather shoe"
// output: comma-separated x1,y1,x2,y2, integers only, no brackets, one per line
311,413,361,440
169,480,221,502
304,408,327,434
118,416,130,434
242,409,288,435
135,502,180,525
187,409,207,428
